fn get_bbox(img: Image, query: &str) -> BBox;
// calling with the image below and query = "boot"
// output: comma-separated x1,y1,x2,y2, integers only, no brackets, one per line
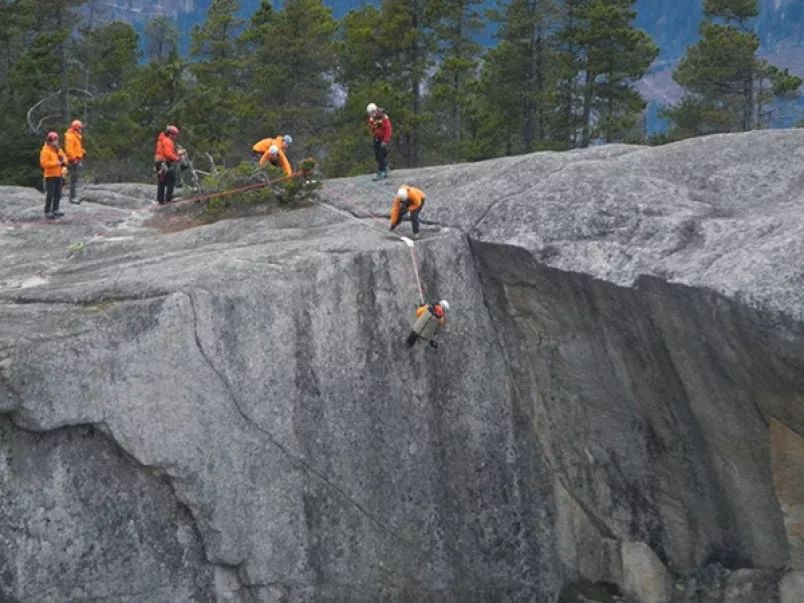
372,171,383,181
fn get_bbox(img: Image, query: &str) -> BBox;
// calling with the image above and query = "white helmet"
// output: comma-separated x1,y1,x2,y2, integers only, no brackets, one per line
268,144,279,157
366,102,378,114
396,186,408,201
283,134,293,146
438,300,450,312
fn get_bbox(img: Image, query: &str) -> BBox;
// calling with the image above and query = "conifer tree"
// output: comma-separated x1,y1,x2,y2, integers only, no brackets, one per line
426,0,484,161
557,0,656,147
664,0,801,137
187,0,245,160
489,0,562,152
242,0,337,154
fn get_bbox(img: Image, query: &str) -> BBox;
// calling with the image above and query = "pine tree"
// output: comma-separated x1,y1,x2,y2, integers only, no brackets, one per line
483,0,562,154
187,0,245,161
664,0,801,137
426,0,484,162
241,0,337,154
75,21,142,180
0,0,86,185
145,15,179,63
335,0,435,171
557,0,656,147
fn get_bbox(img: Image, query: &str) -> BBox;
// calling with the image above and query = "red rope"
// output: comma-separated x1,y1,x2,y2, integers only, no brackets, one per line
153,172,298,210
322,187,427,305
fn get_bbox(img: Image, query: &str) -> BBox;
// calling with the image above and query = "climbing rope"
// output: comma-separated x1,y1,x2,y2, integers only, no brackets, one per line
320,187,427,306
152,171,299,210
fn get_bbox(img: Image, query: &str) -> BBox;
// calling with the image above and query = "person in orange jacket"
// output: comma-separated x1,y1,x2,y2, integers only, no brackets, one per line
253,134,293,177
64,119,85,204
406,300,450,348
39,131,68,219
389,185,426,239
154,125,184,204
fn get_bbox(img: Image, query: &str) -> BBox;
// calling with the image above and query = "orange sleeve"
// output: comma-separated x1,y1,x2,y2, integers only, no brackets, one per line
64,131,84,161
39,146,58,170
259,149,271,167
408,188,425,211
279,151,292,177
390,197,402,227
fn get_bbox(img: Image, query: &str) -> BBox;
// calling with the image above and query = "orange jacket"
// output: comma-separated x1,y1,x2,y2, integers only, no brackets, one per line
40,143,67,178
154,132,179,162
390,185,425,226
64,127,85,163
259,145,292,177
253,136,285,155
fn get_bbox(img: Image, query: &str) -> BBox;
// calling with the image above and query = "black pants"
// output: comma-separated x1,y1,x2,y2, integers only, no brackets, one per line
44,177,62,213
155,161,176,203
393,200,424,234
68,163,80,201
373,139,388,172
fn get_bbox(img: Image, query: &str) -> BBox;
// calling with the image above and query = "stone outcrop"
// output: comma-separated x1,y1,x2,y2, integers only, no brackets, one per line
0,130,802,601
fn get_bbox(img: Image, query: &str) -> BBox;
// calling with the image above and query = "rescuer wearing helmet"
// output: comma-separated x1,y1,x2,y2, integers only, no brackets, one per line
389,184,426,239
406,300,450,348
64,119,85,204
154,124,184,204
254,134,293,177
366,102,392,181
39,131,67,219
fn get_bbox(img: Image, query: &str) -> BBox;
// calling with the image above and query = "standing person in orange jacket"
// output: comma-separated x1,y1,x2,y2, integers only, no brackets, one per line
64,119,86,204
253,135,293,177
154,125,184,204
366,103,392,181
39,131,67,219
389,185,426,239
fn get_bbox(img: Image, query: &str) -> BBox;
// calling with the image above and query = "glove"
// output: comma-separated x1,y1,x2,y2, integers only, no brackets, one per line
380,141,388,149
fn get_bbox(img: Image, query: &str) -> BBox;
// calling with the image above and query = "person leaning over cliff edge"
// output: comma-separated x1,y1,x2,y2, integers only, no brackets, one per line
39,131,67,220
64,119,85,204
366,102,392,181
154,125,184,205
252,134,292,165
406,300,450,349
389,185,426,239
258,138,293,178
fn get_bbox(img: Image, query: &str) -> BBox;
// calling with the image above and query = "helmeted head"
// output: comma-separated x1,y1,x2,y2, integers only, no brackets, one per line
46,131,59,143
70,119,83,131
268,144,279,157
166,124,180,137
366,102,378,115
283,134,293,147
438,300,450,312
396,186,408,201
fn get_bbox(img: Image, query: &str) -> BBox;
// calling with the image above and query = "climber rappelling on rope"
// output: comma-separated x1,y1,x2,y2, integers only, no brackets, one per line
406,300,449,349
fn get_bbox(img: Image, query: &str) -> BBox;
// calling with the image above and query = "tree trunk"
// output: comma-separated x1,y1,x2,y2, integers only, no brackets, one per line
410,0,421,167
535,28,545,144
581,67,593,148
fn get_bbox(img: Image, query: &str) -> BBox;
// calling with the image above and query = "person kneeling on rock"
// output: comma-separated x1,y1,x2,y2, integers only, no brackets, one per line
390,185,425,239
406,300,449,348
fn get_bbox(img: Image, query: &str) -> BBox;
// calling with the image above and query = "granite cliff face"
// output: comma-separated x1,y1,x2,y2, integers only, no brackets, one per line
0,130,802,602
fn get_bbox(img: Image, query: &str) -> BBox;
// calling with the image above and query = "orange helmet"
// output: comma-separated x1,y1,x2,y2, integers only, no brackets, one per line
166,125,180,136
46,131,59,142
70,119,83,130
